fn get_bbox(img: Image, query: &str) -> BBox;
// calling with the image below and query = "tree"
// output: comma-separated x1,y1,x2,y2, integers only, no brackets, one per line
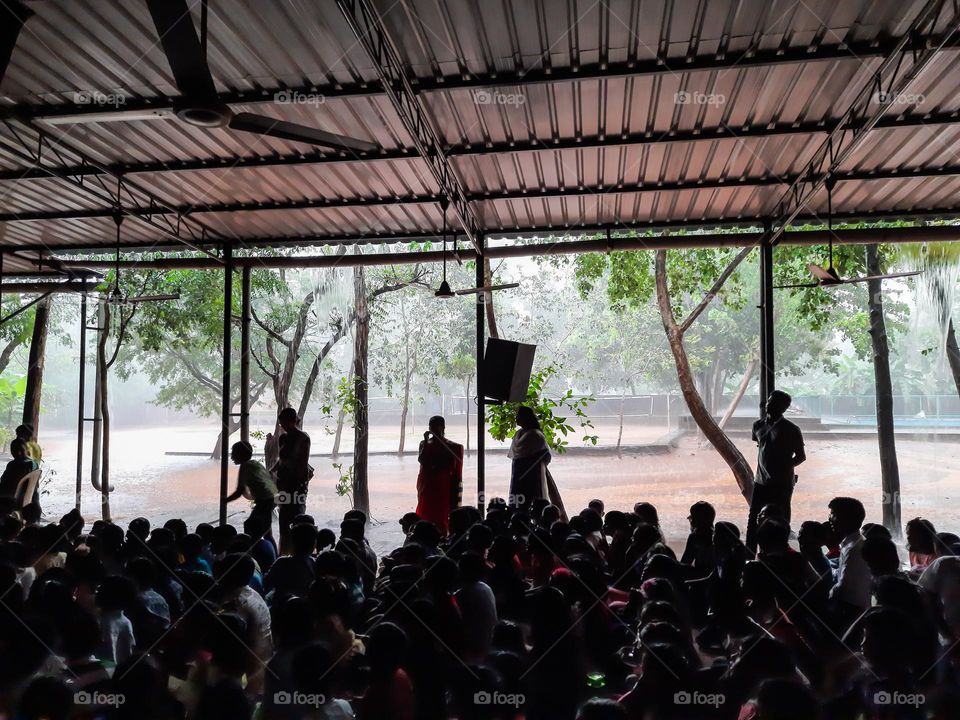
438,352,476,452
21,296,52,436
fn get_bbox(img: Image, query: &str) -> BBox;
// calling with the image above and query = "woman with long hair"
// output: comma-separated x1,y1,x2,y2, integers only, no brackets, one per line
508,407,566,517
415,416,463,535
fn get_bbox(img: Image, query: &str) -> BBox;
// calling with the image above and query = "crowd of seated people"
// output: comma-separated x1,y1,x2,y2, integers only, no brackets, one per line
0,494,958,719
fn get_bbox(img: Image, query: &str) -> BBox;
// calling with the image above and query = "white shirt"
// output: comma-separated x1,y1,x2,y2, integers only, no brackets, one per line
830,531,871,610
919,555,960,630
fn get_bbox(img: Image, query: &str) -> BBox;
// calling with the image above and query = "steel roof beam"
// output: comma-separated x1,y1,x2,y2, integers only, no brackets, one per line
3,36,960,122
2,111,958,182
5,164,960,224
337,0,480,250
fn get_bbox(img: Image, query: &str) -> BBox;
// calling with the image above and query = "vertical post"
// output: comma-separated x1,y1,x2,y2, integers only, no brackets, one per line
75,290,86,511
759,229,775,414
91,298,103,500
240,266,251,444
219,245,234,525
475,235,486,515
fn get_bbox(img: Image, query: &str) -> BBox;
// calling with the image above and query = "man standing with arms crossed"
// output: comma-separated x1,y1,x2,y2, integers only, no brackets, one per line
273,407,311,554
747,390,806,553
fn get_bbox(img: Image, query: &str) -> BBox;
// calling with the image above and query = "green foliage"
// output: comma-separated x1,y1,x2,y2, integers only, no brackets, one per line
332,461,353,501
485,365,597,452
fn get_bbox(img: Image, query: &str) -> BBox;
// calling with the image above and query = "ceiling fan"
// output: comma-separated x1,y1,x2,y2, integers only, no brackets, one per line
431,199,518,298
103,213,180,307
775,177,922,290
47,0,376,154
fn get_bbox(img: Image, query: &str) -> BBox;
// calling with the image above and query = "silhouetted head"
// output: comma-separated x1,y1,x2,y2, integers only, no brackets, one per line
9,439,27,460
278,407,299,431
230,441,253,465
515,406,540,431
15,424,33,442
428,415,445,437
905,517,937,556
765,390,792,420
688,501,715,531
828,497,866,538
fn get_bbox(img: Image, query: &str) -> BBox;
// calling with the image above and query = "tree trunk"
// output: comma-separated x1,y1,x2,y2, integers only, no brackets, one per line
211,417,242,460
617,386,627,454
655,251,754,501
21,296,51,435
866,244,902,536
718,356,758,431
97,301,111,521
946,318,960,397
483,257,500,339
352,266,370,515
399,359,411,455
0,335,25,376
333,364,353,459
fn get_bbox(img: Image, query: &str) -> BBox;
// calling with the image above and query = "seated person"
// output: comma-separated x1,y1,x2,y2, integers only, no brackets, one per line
0,439,38,505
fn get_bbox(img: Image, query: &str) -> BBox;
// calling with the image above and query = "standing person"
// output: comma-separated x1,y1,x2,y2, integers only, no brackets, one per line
508,406,566,517
414,416,463,535
273,407,312,554
225,441,277,536
746,390,806,552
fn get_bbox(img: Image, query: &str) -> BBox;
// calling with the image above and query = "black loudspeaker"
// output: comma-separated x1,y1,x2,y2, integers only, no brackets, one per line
482,338,536,402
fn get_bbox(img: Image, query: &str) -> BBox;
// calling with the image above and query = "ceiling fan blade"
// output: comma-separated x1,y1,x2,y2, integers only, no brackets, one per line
807,263,840,283
229,112,377,152
125,293,181,303
145,0,219,100
454,283,520,295
834,270,923,285
773,282,821,290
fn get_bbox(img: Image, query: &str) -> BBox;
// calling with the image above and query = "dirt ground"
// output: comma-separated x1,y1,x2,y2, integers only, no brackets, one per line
35,425,960,557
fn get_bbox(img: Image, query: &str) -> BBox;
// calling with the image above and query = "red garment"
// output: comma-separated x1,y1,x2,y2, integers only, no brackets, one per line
415,437,463,535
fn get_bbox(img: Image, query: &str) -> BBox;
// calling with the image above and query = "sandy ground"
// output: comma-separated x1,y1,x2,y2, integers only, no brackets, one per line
31,424,960,557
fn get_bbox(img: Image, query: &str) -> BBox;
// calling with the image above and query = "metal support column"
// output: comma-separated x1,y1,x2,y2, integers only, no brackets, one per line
240,266,251,444
75,290,86,510
475,237,486,515
219,244,234,525
759,229,775,413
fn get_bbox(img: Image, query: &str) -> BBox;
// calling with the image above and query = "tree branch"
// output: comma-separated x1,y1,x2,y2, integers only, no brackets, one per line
251,306,290,346
678,245,753,335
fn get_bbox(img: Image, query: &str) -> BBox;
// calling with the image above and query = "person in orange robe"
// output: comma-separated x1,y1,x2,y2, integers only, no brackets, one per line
415,416,463,535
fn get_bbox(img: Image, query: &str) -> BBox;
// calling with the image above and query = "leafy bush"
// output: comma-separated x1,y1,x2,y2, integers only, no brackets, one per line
485,365,597,453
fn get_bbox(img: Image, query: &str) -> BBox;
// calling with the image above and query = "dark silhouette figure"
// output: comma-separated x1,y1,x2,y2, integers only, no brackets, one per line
272,407,311,554
414,416,463,535
747,390,806,551
226,441,277,535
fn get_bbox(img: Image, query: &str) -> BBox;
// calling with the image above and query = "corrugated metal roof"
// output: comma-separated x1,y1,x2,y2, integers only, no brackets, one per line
1,0,959,270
